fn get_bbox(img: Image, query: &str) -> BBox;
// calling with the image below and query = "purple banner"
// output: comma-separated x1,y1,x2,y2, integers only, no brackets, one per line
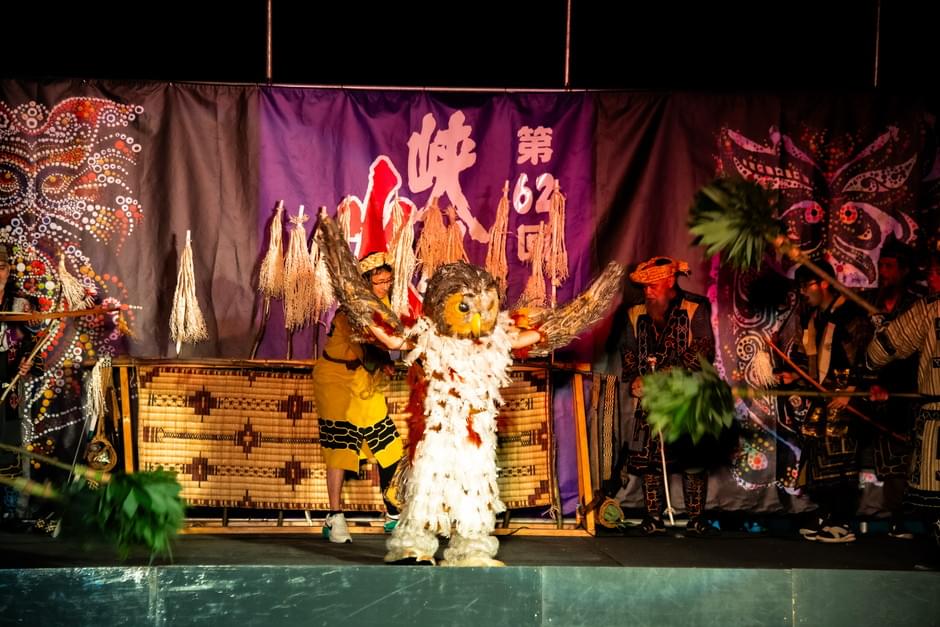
257,89,595,513
256,88,596,359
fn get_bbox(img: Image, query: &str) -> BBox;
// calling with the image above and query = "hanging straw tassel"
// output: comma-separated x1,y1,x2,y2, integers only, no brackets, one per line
444,204,469,265
389,205,418,317
337,196,353,242
520,222,548,308
169,230,208,355
258,200,286,299
83,355,111,433
415,197,448,281
57,253,94,310
485,181,510,298
283,205,318,331
391,194,405,239
546,180,569,306
309,208,335,319
251,200,285,358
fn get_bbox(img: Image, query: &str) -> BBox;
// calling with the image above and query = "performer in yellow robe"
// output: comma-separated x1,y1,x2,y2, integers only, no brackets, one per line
313,252,403,543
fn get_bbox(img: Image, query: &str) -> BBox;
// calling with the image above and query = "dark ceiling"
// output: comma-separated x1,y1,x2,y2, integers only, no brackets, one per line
1,0,934,89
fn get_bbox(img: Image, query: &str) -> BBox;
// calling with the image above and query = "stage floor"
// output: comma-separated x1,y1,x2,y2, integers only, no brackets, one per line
1,525,936,571
2,525,938,626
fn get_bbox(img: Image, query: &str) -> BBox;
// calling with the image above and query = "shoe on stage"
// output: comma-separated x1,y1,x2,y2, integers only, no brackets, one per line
323,512,352,544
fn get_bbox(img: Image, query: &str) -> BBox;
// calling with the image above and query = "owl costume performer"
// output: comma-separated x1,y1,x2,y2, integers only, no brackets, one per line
317,213,624,566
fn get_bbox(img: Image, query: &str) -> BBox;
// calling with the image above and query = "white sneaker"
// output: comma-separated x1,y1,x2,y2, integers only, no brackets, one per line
888,524,914,540
324,513,352,544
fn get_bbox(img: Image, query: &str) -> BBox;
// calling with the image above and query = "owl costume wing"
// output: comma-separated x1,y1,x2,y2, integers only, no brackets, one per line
518,261,625,357
316,211,404,338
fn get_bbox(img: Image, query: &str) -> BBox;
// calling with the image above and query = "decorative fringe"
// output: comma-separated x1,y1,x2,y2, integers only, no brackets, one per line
520,223,547,308
416,197,448,281
389,207,417,316
283,206,317,331
258,200,285,298
546,180,569,301
58,253,94,310
444,205,469,265
308,214,335,320
169,230,208,353
84,354,117,472
485,181,511,298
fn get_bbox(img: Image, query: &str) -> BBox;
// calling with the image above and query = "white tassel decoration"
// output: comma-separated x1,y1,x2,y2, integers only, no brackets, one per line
389,207,417,316
258,200,285,298
83,355,111,433
58,253,94,310
169,229,209,354
309,208,335,320
283,205,317,331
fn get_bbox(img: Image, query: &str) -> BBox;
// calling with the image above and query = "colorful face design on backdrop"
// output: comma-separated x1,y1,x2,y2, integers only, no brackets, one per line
719,124,919,286
0,97,143,457
713,123,924,490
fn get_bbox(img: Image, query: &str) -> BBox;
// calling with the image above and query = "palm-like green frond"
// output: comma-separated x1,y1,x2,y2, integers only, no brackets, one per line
688,177,780,270
640,357,735,444
59,468,186,561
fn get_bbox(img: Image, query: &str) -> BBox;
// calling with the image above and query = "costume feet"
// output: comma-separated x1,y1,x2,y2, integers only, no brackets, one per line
439,555,505,567
384,549,435,565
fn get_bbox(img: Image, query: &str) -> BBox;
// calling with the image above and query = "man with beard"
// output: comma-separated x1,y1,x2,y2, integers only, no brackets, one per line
618,256,718,536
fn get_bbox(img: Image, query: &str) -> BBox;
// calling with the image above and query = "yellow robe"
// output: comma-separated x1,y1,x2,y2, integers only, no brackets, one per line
313,309,403,471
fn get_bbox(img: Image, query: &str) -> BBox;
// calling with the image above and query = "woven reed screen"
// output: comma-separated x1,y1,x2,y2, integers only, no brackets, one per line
134,361,553,512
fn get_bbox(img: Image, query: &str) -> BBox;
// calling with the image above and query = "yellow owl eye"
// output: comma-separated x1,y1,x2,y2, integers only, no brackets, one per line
458,302,470,313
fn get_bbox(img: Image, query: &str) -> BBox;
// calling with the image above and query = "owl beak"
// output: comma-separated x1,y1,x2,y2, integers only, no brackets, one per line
470,313,481,337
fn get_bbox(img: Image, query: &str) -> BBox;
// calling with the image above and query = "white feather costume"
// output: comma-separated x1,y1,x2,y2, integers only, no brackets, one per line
385,313,515,566
315,211,625,566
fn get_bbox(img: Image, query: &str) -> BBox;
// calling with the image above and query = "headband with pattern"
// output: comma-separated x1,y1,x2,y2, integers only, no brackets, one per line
629,256,690,284
359,251,391,275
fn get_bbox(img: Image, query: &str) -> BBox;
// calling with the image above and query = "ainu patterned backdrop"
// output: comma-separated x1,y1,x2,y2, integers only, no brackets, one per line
3,80,940,514
1,96,144,470
135,363,552,512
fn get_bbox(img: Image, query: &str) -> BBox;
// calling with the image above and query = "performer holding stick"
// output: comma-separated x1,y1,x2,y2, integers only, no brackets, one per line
617,256,720,537
777,261,874,543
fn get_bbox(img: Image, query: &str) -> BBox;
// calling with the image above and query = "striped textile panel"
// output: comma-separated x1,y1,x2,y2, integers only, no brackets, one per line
135,363,552,512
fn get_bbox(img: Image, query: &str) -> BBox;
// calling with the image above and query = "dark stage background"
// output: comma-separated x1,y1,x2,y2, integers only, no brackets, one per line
1,0,937,517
